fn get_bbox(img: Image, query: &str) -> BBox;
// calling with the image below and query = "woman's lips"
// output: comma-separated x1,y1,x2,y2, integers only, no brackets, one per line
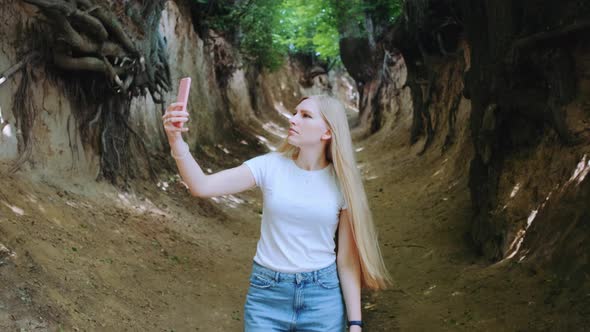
288,128,298,135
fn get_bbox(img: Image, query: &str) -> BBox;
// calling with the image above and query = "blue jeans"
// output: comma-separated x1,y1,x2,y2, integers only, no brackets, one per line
244,260,346,332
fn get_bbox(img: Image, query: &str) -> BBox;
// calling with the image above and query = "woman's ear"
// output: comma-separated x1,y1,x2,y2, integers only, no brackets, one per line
321,129,332,141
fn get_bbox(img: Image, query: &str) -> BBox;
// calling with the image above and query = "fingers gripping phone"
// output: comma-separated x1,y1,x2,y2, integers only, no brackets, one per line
174,77,191,128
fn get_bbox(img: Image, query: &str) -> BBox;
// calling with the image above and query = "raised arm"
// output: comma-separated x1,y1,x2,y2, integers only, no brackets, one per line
163,102,256,198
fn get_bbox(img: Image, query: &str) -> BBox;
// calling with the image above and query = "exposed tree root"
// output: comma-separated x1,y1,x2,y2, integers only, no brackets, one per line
23,0,170,98
506,20,590,65
0,53,39,85
16,0,171,184
9,63,36,174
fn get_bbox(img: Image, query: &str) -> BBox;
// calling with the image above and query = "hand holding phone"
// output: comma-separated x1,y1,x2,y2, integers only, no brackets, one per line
174,77,191,128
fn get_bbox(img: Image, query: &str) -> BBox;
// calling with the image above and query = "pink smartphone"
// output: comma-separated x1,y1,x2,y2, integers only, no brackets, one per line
174,77,191,128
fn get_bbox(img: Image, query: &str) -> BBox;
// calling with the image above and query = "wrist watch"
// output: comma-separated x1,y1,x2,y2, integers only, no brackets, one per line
347,320,363,328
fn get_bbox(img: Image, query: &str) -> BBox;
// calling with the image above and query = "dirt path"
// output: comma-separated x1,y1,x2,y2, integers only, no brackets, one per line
0,169,264,331
0,122,568,331
357,128,563,331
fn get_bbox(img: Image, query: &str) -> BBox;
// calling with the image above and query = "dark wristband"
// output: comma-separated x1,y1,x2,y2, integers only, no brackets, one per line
348,320,363,328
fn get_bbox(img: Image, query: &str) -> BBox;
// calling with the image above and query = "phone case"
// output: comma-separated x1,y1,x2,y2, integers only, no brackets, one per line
175,77,191,127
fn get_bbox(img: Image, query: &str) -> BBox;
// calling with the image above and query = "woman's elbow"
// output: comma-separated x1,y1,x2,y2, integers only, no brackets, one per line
188,178,210,197
337,251,360,269
337,253,353,268
190,187,207,198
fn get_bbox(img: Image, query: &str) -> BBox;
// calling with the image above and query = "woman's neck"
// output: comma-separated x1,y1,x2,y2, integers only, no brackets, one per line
295,146,329,171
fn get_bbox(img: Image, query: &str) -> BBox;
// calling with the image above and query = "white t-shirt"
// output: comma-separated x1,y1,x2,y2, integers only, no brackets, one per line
243,151,347,273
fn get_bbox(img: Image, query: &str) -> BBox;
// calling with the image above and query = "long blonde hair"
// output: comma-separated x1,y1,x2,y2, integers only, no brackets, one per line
278,95,392,290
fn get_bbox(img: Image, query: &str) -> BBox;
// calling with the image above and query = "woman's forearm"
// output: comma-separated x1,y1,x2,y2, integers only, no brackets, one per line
169,139,208,197
338,256,362,326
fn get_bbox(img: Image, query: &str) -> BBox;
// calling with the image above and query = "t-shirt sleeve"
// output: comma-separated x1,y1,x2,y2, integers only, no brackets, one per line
340,195,348,210
336,180,348,210
338,186,348,210
243,152,273,188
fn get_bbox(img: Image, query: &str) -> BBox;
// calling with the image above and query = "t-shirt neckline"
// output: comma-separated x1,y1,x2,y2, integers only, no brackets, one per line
289,157,332,173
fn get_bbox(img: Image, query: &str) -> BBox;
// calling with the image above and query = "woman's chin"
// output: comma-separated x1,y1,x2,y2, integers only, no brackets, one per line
287,137,298,146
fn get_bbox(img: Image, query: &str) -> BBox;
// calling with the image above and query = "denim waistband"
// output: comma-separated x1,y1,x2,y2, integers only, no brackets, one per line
252,260,338,283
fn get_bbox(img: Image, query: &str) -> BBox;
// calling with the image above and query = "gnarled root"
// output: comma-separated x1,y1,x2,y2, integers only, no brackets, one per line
19,0,171,183
23,0,170,101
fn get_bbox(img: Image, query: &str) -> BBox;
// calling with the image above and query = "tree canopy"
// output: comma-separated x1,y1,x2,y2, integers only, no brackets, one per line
194,0,403,70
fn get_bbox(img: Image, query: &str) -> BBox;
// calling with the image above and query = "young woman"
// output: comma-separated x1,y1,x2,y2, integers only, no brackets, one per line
162,95,391,331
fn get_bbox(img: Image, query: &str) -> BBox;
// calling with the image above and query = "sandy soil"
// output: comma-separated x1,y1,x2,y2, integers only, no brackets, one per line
357,134,556,332
0,117,581,332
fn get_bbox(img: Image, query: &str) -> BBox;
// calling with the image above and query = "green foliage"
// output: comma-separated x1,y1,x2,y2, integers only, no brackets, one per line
232,0,341,69
275,0,340,60
192,0,402,70
331,0,403,36
235,0,285,70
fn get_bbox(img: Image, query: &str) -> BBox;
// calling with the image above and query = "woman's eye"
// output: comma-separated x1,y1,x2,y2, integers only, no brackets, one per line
303,114,311,118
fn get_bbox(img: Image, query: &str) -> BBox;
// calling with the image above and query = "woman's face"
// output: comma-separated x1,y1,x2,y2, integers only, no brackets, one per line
288,98,331,148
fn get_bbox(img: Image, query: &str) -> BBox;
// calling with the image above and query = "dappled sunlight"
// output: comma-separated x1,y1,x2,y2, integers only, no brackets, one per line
65,199,92,209
423,284,437,296
65,201,78,208
159,174,190,192
255,134,276,151
2,201,24,216
568,154,590,185
432,169,443,177
25,194,37,203
0,243,17,262
262,121,287,138
1,119,14,139
355,161,379,180
115,192,167,217
210,194,245,208
274,101,293,120
355,146,364,152
1,105,14,139
1,124,12,138
347,105,359,113
117,192,132,205
544,189,554,203
2,124,12,137
505,208,539,260
364,302,377,310
136,197,167,216
504,180,560,262
500,156,589,262
527,209,538,227
50,217,62,226
447,180,460,191
215,144,231,155
510,183,520,198
157,181,170,191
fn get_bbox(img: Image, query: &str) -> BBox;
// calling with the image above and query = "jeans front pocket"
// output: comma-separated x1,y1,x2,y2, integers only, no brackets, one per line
317,271,340,289
249,272,276,289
